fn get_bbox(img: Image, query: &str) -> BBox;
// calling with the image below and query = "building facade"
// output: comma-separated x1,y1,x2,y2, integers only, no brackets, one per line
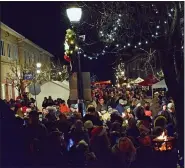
0,22,53,100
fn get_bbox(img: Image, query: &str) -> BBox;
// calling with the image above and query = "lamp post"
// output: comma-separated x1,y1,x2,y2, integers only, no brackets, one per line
34,62,42,107
66,7,84,117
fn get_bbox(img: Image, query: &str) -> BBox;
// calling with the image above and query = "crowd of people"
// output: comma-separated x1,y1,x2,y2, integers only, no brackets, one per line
1,86,183,168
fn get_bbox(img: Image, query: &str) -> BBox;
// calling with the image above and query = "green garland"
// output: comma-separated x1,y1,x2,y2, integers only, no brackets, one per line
64,29,78,60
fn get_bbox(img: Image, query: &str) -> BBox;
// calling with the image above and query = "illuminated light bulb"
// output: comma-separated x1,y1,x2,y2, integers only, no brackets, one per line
84,54,87,57
135,46,137,48
70,50,73,54
168,13,171,17
95,57,98,59
124,45,126,48
152,34,154,37
75,46,78,50
138,42,141,45
156,11,158,13
156,32,158,35
70,41,74,44
182,46,184,49
152,4,154,6
36,70,41,74
89,57,92,60
105,46,108,48
164,21,167,24
113,38,115,41
171,8,174,12
127,43,130,46
156,25,160,29
116,44,119,47
103,50,105,53
100,31,103,34
114,27,117,30
121,71,124,75
119,14,122,17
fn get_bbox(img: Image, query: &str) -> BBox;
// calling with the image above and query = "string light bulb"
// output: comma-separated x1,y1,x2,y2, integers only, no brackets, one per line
156,32,158,35
124,45,126,48
127,43,130,46
145,41,148,44
84,54,87,57
156,25,160,29
138,42,141,45
164,21,167,24
135,46,137,48
152,35,154,37
116,44,119,47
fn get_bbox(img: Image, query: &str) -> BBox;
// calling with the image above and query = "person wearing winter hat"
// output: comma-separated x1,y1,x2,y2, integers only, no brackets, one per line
166,103,176,128
111,137,136,168
90,126,111,165
84,120,94,138
158,102,167,115
116,99,125,116
124,106,134,119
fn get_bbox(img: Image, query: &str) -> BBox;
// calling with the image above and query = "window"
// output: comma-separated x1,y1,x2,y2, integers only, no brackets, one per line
14,46,18,61
24,50,27,65
0,40,5,56
7,43,11,58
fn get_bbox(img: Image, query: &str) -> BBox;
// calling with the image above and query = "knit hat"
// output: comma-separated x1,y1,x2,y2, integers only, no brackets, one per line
167,103,174,109
91,126,106,137
125,106,130,111
84,120,94,129
119,99,124,105
161,102,167,107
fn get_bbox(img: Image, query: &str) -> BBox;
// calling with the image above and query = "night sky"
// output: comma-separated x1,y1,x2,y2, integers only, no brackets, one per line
1,2,114,82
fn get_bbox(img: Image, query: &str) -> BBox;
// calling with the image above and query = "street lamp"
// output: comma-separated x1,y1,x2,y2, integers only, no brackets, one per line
36,62,42,68
34,63,42,107
66,7,82,23
36,69,41,74
66,6,84,117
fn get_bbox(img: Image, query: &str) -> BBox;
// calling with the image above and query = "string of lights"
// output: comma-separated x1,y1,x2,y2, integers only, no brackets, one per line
80,3,182,60
65,2,183,61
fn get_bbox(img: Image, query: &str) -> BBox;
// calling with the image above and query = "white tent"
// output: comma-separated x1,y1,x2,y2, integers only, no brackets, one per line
152,79,168,90
32,80,69,110
134,77,144,84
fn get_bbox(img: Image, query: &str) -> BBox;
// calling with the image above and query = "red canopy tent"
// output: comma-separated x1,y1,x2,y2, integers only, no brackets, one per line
138,74,159,86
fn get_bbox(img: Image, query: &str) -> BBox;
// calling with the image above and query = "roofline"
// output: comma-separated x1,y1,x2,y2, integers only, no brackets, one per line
0,22,54,57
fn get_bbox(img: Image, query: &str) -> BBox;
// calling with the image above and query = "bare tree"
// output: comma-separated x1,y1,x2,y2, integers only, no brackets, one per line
7,60,52,96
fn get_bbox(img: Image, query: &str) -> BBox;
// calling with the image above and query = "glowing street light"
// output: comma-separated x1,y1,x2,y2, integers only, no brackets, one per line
66,7,82,23
36,63,42,68
36,69,41,74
